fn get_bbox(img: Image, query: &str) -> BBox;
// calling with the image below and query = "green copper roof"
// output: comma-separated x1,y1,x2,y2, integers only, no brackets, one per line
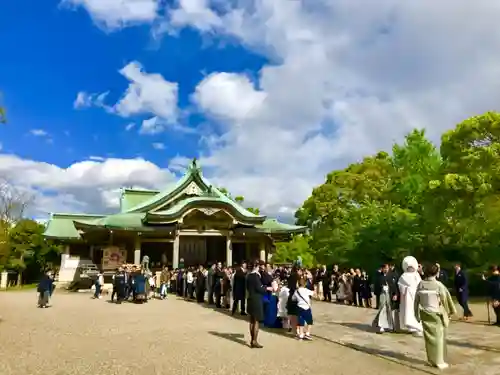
146,196,263,224
44,159,303,240
120,189,160,212
74,213,146,230
44,213,105,240
124,158,266,222
255,219,307,234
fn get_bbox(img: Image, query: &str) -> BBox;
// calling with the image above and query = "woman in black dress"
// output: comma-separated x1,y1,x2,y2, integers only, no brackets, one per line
286,265,301,333
246,260,273,348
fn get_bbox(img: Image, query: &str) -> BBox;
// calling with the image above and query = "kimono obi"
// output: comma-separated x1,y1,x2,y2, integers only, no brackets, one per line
418,289,441,313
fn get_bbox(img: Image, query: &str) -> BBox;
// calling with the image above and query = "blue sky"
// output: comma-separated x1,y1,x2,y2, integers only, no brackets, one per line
0,0,266,166
0,0,497,219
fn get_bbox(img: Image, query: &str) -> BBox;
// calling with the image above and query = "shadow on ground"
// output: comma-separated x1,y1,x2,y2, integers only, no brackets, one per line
313,335,437,375
208,331,249,347
196,300,292,338
447,338,500,353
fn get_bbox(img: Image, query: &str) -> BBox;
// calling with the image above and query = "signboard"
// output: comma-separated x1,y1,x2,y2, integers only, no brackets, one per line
102,246,127,270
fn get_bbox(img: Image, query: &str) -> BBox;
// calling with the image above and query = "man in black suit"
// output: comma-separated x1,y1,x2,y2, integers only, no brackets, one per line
454,263,473,320
373,265,383,309
213,261,225,308
232,262,247,315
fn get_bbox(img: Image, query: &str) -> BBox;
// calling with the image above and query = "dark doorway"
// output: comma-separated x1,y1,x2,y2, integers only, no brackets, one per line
232,243,246,266
141,242,173,271
206,236,226,265
92,248,103,268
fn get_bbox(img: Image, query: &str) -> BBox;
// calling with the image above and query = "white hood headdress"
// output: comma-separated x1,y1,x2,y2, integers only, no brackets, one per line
402,256,418,272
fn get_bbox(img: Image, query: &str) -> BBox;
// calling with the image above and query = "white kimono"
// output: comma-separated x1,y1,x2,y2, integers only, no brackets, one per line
398,270,423,333
278,286,290,317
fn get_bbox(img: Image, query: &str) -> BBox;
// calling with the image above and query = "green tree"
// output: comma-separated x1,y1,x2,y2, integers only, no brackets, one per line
273,235,315,268
217,187,260,214
294,112,500,273
8,219,61,284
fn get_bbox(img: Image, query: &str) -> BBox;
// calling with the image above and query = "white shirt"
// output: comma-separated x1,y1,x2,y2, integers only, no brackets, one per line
186,271,194,283
292,287,314,310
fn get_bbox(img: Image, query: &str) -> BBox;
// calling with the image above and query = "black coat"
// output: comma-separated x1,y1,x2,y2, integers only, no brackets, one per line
486,274,500,300
318,270,331,290
454,269,469,299
233,268,247,300
260,271,273,287
37,275,54,293
246,272,267,321
195,271,205,290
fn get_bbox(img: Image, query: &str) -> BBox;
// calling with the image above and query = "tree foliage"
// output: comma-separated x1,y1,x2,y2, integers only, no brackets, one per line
218,187,260,214
295,114,500,272
0,179,61,283
273,235,315,268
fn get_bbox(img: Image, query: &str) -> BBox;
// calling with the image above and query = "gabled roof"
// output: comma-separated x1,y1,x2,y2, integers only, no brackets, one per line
44,213,105,240
43,159,307,239
123,158,266,222
120,188,160,212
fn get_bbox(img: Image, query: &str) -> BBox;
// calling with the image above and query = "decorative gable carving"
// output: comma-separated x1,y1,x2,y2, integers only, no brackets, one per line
183,181,203,196
197,207,220,216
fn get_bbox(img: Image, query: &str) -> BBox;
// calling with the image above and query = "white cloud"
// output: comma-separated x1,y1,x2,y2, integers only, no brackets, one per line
168,0,222,32
114,61,179,123
193,72,266,123
152,142,165,150
168,155,192,172
30,129,48,137
139,116,197,135
88,156,105,161
75,62,181,135
73,91,109,109
161,0,500,216
0,154,176,216
139,116,163,135
61,0,161,31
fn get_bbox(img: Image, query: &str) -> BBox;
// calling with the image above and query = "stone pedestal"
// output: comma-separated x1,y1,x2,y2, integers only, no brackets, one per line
0,271,8,290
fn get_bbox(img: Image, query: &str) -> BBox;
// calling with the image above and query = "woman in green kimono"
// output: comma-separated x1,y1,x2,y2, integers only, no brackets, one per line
414,263,457,370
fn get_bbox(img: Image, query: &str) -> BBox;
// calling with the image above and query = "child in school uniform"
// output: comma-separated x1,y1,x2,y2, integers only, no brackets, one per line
278,281,290,329
292,277,314,340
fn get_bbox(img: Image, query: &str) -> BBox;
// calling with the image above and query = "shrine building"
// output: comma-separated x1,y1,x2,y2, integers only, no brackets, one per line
44,159,306,282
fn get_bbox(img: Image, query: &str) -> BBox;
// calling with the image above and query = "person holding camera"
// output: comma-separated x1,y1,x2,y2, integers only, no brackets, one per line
482,265,500,326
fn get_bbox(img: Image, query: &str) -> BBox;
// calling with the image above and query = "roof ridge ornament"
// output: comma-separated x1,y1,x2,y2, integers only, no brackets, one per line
187,157,202,176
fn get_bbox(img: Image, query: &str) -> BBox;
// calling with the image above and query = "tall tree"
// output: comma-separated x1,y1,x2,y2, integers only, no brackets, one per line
217,187,260,214
273,235,315,268
8,219,61,284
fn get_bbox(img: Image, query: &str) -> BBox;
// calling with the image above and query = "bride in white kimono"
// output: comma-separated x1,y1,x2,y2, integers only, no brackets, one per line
398,256,423,336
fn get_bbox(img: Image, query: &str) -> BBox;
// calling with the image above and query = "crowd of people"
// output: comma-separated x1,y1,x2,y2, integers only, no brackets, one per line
37,256,500,370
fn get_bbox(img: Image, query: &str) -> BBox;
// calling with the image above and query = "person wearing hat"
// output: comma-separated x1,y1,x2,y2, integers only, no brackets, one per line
246,260,274,348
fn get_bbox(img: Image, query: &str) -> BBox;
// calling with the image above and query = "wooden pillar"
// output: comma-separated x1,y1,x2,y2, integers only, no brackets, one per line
259,239,266,262
134,236,141,265
173,233,180,269
226,236,233,267
245,242,250,262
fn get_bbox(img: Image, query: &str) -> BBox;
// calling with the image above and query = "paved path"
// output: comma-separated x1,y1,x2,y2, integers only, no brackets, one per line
0,292,498,375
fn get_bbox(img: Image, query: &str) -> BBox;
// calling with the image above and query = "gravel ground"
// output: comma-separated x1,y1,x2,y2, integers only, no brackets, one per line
0,292,498,375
